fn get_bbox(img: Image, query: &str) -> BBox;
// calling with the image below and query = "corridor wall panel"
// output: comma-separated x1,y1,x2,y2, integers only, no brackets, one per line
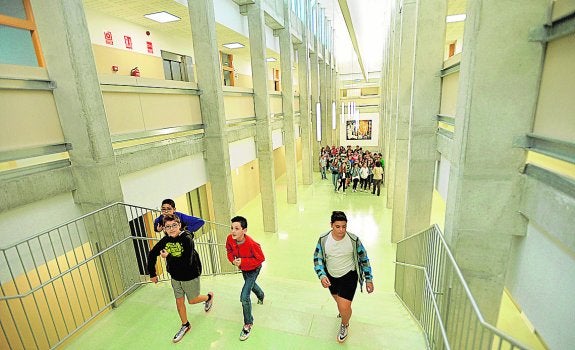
119,154,207,209
532,35,575,143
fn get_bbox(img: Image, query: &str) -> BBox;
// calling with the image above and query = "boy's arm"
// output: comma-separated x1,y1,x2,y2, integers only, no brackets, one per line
147,239,165,277
225,236,235,263
237,241,265,270
313,239,327,279
356,238,373,282
178,212,205,233
153,215,163,232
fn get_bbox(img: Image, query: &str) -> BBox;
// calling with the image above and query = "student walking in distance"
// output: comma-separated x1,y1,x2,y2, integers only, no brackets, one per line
226,216,265,341
154,198,205,234
313,211,374,343
147,215,214,343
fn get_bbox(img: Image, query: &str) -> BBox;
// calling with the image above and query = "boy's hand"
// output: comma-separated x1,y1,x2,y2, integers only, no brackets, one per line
160,249,169,258
366,282,374,293
150,276,158,284
156,223,163,232
320,276,331,288
233,258,241,267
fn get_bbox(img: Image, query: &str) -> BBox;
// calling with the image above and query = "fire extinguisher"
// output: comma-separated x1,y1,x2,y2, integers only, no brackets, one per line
130,67,140,77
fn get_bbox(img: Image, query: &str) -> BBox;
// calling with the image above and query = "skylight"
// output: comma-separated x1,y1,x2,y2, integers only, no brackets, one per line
223,42,245,49
446,14,466,23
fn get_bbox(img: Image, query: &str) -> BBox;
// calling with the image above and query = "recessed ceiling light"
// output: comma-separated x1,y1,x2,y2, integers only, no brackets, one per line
266,57,277,62
223,42,245,49
144,11,181,23
446,14,466,23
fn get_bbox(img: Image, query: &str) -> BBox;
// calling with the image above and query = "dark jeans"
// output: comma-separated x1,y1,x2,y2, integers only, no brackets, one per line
372,179,382,196
337,176,346,192
240,266,264,325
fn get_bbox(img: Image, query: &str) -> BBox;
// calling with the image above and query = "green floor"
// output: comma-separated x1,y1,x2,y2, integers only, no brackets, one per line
64,175,427,349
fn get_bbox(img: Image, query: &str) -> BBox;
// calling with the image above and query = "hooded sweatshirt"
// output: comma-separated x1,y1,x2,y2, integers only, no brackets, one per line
147,230,200,281
226,234,265,271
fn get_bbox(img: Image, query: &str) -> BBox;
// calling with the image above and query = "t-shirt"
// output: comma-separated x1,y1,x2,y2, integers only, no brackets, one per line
324,233,355,278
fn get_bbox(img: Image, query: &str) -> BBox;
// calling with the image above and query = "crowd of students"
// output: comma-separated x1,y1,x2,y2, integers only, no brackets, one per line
319,145,385,196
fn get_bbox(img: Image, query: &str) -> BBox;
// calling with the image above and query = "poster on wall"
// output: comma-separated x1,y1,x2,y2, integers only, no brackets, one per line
124,35,132,49
146,41,153,53
104,31,113,45
346,120,372,140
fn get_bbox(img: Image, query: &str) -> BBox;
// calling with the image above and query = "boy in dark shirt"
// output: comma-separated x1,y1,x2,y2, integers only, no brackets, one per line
147,214,214,343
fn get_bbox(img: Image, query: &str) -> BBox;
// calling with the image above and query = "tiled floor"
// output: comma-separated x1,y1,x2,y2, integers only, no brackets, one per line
63,174,427,349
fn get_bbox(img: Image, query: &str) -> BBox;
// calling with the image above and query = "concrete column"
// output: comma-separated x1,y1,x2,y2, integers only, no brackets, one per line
188,0,234,228
444,0,546,325
334,68,340,145
403,0,447,237
32,0,135,296
319,58,328,148
278,2,297,204
310,50,320,172
386,0,403,209
391,0,416,243
245,0,278,232
297,42,313,185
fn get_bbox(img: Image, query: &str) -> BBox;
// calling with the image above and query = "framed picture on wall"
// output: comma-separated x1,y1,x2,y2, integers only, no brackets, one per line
346,120,372,140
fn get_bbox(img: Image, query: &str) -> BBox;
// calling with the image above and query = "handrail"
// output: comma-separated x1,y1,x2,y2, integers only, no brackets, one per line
395,261,451,350
0,236,133,301
395,224,531,350
0,202,236,350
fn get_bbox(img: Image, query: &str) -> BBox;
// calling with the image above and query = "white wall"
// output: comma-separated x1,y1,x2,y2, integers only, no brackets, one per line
506,223,575,350
229,137,257,170
272,129,283,150
119,153,207,210
85,9,195,58
0,193,83,248
436,155,450,202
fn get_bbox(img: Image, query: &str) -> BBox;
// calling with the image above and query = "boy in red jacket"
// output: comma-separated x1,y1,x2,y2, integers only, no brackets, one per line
226,216,265,341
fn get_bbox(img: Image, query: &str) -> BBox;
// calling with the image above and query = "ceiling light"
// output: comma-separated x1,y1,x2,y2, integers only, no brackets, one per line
446,14,466,23
144,12,181,23
223,42,245,49
266,57,277,62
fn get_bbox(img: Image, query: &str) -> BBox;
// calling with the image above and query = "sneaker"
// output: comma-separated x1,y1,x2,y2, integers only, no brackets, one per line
204,292,214,312
239,324,252,341
337,323,348,343
257,294,264,305
173,323,190,343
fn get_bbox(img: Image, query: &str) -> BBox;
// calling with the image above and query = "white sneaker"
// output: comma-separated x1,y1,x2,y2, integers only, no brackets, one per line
337,323,348,343
173,323,190,343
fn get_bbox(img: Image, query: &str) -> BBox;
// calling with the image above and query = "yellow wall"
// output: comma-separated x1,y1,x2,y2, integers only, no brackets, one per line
235,73,253,89
270,94,283,114
0,90,63,151
296,137,302,161
224,94,255,120
533,34,575,143
92,44,164,79
231,160,261,212
440,72,459,116
0,243,106,350
552,0,575,20
273,146,286,179
102,92,202,135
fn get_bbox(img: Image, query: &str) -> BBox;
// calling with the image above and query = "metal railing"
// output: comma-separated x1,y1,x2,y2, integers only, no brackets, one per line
0,202,236,350
395,225,531,350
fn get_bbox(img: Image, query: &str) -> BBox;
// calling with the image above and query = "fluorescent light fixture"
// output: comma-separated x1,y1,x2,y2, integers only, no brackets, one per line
316,102,322,141
446,14,466,23
332,101,336,130
266,57,277,62
144,11,181,23
223,42,244,49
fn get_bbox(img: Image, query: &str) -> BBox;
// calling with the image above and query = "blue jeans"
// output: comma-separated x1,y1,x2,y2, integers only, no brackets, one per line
331,173,339,189
240,266,264,325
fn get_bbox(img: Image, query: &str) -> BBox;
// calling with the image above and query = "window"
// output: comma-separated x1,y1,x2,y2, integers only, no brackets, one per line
161,50,194,82
0,0,44,67
220,52,235,86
